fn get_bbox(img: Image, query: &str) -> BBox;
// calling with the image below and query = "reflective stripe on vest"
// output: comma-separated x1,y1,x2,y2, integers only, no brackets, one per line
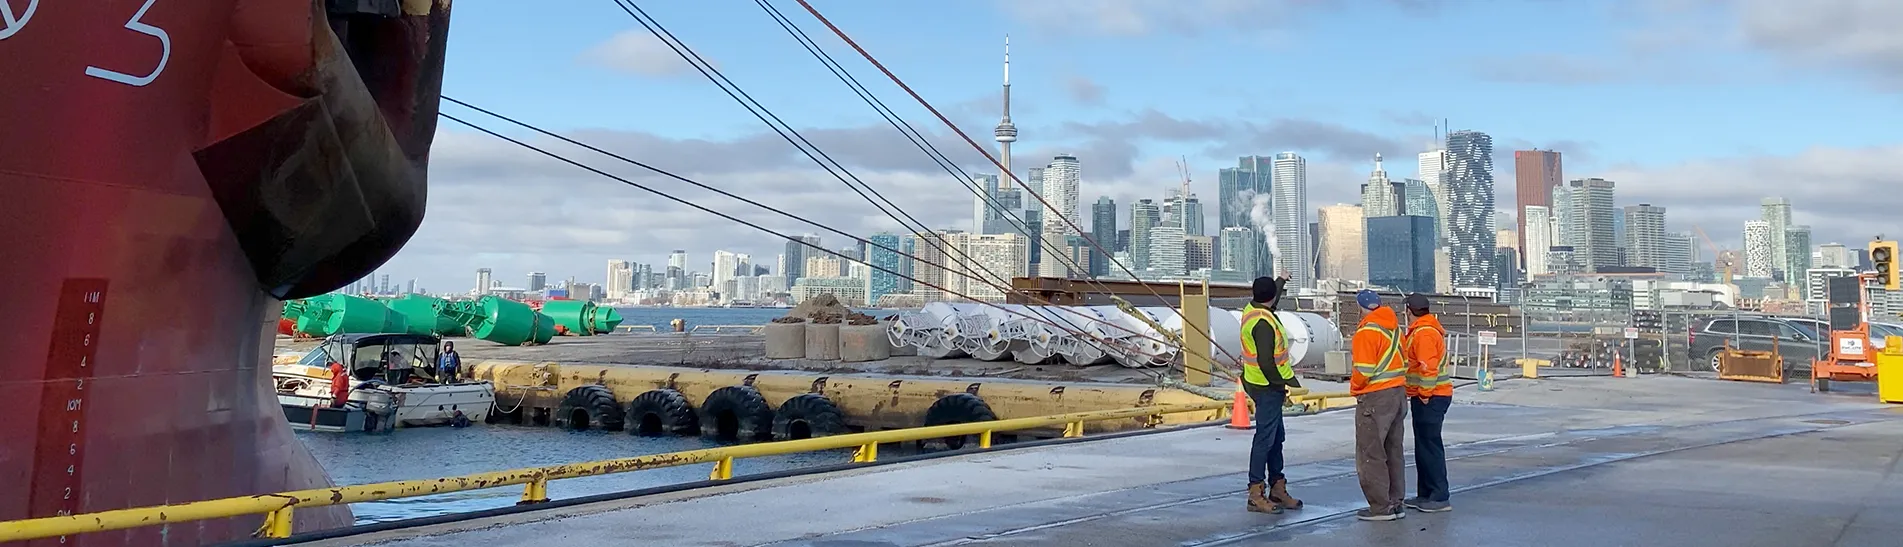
1353,324,1404,385
1238,305,1293,386
1405,325,1452,391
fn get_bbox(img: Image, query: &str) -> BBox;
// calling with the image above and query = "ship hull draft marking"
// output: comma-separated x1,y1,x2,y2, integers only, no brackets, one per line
27,279,106,541
83,0,170,86
0,0,38,40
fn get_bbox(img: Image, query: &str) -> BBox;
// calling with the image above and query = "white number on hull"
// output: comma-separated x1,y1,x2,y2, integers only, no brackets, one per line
0,0,38,40
85,0,169,86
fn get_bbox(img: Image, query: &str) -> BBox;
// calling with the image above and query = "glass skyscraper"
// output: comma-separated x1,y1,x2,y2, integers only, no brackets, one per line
1090,196,1117,277
1367,215,1438,294
867,233,905,305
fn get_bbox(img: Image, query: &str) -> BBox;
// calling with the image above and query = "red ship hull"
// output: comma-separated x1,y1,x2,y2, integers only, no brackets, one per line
0,1,449,545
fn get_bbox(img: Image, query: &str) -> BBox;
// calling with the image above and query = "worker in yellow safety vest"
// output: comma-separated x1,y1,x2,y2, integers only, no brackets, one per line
1348,289,1408,521
1239,276,1304,514
1401,293,1454,513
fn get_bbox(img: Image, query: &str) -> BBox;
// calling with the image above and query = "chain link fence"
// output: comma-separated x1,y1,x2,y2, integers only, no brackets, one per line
1315,292,1857,380
1456,308,1838,379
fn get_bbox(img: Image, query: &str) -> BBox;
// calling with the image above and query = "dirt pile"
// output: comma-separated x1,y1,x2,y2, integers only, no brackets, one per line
786,294,850,321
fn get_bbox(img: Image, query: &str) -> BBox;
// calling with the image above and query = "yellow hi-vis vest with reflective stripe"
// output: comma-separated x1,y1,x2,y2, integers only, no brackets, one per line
1353,323,1405,391
1238,304,1294,386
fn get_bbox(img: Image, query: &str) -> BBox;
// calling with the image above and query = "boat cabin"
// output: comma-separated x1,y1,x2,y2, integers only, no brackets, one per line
299,333,447,385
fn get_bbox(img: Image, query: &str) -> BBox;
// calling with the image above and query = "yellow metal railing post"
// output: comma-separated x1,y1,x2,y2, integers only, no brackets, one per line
1063,421,1084,438
710,457,734,480
852,442,878,463
1182,281,1213,387
979,430,993,449
519,476,549,505
259,507,293,539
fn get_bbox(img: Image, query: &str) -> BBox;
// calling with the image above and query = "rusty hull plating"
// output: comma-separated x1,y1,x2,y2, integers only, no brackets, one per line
0,0,452,544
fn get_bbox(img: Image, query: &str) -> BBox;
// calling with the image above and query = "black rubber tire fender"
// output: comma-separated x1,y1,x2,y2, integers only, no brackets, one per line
554,385,625,432
920,393,997,451
625,389,699,436
699,385,775,441
772,393,846,440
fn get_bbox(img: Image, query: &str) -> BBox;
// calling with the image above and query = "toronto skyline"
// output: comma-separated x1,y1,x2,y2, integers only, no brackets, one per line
387,1,1902,291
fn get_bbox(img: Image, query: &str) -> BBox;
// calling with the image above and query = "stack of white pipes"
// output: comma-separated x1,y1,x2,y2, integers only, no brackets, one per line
885,304,1342,368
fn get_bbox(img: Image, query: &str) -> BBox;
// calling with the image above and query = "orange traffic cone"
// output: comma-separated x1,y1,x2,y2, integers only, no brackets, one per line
1612,352,1626,378
1226,386,1252,429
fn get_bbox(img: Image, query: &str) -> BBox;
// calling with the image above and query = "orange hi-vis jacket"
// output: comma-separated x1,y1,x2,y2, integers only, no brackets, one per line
1404,313,1453,400
1349,306,1405,396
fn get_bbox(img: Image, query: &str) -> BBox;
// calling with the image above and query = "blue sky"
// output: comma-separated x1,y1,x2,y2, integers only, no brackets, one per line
394,0,1903,291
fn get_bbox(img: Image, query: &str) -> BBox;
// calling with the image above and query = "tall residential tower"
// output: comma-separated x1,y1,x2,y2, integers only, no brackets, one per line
1514,150,1562,267
1272,152,1312,288
1444,130,1496,289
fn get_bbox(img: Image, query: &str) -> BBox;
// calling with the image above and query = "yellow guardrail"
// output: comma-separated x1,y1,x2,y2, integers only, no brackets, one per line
0,398,1301,543
0,391,1357,543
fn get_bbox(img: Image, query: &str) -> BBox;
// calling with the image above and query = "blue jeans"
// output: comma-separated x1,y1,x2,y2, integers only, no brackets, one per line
1409,395,1451,502
1244,383,1288,485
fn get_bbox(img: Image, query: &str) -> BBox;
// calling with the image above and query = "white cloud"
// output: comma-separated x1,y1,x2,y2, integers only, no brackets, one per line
1729,0,1903,88
579,30,712,77
1063,75,1107,106
1597,144,1903,250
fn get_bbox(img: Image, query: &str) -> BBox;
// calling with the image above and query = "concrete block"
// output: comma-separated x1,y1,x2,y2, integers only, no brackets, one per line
765,321,807,359
805,323,842,360
840,324,892,363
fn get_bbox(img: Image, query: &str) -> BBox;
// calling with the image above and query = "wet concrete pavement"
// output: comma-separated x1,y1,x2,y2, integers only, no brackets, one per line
304,376,1903,547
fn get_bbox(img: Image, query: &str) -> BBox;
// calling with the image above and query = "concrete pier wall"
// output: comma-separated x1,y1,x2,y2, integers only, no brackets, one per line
469,360,1221,434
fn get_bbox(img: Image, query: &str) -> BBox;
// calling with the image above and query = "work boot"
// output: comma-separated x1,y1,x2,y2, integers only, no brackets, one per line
1246,483,1281,514
1269,478,1304,510
1355,507,1403,521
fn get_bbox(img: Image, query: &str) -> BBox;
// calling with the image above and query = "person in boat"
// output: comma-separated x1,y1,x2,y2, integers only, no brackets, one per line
384,350,413,384
438,341,462,382
327,362,351,408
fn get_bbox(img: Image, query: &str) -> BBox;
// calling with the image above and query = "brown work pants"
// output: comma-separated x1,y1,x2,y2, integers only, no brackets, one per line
1354,387,1408,514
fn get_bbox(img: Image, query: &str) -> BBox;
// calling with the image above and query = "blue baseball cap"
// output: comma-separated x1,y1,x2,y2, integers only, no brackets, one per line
1355,290,1381,310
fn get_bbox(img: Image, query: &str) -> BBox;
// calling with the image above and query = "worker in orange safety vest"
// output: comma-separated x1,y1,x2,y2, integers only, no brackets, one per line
1401,293,1453,513
1349,289,1407,521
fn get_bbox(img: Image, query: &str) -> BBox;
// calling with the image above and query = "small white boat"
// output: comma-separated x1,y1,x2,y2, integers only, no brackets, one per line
274,333,495,432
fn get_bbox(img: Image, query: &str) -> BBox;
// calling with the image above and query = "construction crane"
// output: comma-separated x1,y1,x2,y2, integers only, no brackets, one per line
1175,156,1191,199
1692,225,1733,286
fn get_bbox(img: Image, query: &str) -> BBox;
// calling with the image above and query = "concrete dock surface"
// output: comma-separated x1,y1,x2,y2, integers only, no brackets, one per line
304,376,1903,547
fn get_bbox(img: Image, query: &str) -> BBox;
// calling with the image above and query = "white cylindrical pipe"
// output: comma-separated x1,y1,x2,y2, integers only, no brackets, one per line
1277,311,1343,368
1128,306,1180,367
1162,305,1245,368
912,303,966,358
944,303,1010,361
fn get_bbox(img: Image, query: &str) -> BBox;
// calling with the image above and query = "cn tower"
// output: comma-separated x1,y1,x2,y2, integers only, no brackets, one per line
994,35,1018,189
